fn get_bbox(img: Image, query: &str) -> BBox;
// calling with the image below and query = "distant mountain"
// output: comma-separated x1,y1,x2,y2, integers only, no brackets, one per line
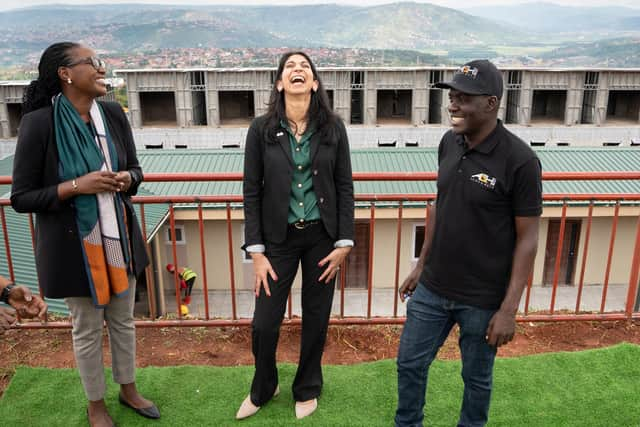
542,37,640,67
0,2,524,53
464,2,640,33
1,2,639,69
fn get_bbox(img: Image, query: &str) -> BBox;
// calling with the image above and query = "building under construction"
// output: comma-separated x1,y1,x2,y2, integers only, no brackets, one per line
112,66,640,129
1,67,639,146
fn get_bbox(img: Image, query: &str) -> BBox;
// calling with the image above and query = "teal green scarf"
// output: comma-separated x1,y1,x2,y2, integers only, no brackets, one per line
53,94,131,307
54,94,119,235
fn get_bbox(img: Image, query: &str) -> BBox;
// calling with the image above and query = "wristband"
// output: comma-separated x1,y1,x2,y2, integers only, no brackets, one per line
0,283,15,304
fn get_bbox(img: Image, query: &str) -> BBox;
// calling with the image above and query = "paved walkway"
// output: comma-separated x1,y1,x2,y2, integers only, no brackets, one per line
163,283,632,319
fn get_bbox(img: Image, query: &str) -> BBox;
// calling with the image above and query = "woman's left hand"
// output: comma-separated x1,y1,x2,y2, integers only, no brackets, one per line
318,247,352,284
114,171,132,192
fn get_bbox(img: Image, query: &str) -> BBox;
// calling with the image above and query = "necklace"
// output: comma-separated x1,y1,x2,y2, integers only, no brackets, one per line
289,119,306,136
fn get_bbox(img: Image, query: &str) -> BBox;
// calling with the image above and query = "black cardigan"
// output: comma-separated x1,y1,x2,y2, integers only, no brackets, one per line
11,101,149,299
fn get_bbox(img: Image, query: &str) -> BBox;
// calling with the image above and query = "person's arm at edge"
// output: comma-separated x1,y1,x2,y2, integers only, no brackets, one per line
486,215,539,347
399,203,436,302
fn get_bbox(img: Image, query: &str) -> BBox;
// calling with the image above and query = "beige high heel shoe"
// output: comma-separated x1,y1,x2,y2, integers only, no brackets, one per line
295,398,318,419
235,385,280,420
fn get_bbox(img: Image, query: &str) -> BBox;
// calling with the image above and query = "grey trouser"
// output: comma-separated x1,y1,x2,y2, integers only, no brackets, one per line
65,276,136,401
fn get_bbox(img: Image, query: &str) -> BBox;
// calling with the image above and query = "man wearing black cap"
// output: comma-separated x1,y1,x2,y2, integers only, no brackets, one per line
394,59,542,427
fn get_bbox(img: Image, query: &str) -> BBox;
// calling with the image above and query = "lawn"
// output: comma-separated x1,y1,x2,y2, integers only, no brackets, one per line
0,344,638,426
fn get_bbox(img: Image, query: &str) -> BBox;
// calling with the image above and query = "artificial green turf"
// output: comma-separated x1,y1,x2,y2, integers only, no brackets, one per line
0,343,638,426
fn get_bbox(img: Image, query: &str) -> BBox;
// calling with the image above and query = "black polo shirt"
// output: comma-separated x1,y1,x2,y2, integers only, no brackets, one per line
420,120,542,309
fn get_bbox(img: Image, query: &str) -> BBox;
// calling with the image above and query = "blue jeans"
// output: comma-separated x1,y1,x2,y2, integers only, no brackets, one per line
395,284,497,427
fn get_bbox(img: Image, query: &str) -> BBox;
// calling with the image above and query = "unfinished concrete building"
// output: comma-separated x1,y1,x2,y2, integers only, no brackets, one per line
0,81,29,139
2,68,640,147
116,67,640,130
0,81,117,139
116,67,455,128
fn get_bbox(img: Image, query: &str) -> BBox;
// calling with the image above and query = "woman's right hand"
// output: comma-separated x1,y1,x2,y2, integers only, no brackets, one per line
76,171,120,194
250,253,278,297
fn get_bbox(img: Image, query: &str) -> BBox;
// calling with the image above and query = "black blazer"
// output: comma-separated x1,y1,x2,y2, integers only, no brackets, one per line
243,115,355,246
11,101,149,299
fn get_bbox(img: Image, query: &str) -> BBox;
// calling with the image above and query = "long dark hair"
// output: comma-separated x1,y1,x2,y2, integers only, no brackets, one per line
22,42,80,115
263,51,338,142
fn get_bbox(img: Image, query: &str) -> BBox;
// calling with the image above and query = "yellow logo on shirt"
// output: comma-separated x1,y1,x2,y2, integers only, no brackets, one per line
470,173,497,189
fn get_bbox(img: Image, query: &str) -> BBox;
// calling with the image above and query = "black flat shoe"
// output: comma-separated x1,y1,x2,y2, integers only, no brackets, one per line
118,394,161,419
86,407,117,426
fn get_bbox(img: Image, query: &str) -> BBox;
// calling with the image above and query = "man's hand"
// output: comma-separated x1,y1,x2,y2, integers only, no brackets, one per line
485,309,516,347
0,307,16,334
251,253,277,297
7,286,47,321
399,268,421,303
318,247,351,284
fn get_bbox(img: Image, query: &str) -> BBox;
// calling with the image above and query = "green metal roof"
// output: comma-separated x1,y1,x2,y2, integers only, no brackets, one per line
137,147,640,197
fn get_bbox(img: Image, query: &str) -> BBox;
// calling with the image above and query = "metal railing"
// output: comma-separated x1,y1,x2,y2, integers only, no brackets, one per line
1,171,639,328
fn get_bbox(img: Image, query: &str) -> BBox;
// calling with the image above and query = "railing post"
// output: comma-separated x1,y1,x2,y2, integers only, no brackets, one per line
198,203,211,320
0,206,15,283
393,201,403,317
367,203,375,319
168,204,182,319
625,214,640,317
225,203,238,321
600,201,620,313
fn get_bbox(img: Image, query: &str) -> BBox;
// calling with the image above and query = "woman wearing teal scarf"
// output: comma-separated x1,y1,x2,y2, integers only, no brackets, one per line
12,42,159,427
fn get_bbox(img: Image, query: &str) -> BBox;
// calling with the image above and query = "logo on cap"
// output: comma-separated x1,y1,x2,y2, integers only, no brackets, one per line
457,66,479,79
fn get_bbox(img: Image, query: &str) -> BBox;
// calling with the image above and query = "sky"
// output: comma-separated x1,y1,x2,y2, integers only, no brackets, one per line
1,0,639,12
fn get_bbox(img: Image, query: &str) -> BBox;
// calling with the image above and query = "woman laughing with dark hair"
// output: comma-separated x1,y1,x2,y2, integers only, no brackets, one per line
237,51,355,420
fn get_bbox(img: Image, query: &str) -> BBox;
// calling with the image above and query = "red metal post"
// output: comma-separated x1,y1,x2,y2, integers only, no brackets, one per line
139,204,158,319
168,205,182,319
524,271,533,316
625,214,640,317
550,202,568,314
339,260,346,318
575,202,594,313
198,203,211,320
27,213,47,322
226,203,238,320
0,206,15,283
600,202,620,313
393,202,403,317
367,203,375,319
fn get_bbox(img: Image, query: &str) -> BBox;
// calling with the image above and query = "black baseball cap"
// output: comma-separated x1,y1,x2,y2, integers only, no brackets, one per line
435,59,503,99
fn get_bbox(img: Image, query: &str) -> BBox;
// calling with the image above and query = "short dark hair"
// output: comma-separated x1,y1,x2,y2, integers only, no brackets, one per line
22,42,80,114
263,51,338,142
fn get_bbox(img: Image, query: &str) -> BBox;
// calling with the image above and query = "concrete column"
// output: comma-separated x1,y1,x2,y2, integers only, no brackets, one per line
364,71,376,125
206,72,220,126
565,72,583,126
412,71,428,126
519,72,533,126
595,72,609,126
0,103,9,139
126,89,142,128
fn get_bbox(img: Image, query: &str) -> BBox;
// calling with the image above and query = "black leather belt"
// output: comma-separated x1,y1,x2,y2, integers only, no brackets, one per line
290,220,321,230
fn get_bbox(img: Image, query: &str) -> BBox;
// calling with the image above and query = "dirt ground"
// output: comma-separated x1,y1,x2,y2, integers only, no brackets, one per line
1,320,639,397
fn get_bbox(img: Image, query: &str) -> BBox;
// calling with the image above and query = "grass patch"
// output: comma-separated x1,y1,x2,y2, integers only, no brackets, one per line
0,344,638,426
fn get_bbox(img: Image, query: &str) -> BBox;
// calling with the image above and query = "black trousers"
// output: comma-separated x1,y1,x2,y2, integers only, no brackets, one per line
250,222,336,405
